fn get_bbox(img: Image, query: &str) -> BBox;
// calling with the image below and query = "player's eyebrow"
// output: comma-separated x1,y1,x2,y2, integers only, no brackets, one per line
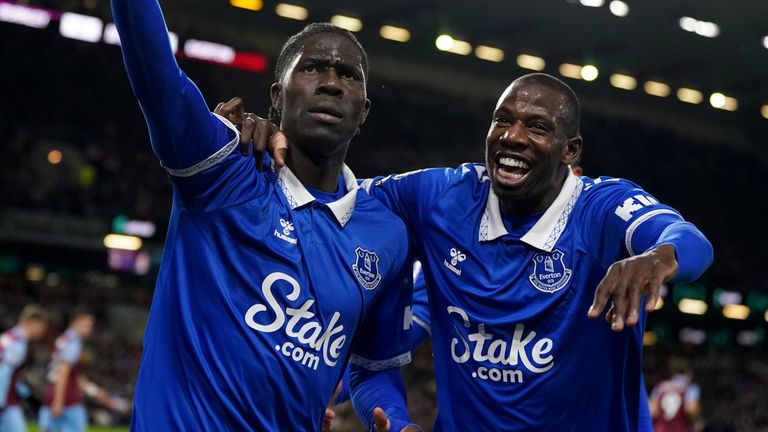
301,57,363,80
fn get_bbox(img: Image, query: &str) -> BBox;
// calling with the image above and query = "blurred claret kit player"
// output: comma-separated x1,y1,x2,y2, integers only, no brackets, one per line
0,305,49,432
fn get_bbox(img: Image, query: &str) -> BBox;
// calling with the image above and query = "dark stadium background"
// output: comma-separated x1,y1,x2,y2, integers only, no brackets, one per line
1,0,767,430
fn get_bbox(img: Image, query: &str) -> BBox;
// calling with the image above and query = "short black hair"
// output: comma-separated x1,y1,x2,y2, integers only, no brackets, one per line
514,73,581,139
19,304,49,323
274,23,369,85
69,305,94,323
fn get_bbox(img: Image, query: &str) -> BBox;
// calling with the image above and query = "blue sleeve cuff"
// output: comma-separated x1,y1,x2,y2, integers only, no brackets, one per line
350,366,411,432
653,222,713,283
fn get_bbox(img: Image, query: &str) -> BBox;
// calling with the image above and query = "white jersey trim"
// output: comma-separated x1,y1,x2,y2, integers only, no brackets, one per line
349,352,412,371
276,163,360,227
162,113,241,178
480,170,583,252
625,209,680,256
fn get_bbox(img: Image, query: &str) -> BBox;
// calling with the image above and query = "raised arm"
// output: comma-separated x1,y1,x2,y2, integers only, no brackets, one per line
111,0,234,171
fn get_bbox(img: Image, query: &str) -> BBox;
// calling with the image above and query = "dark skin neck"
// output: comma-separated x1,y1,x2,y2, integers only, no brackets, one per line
498,166,569,217
285,140,348,193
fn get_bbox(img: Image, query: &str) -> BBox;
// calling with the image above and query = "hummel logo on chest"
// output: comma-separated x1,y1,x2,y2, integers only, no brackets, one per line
274,218,297,245
444,248,466,276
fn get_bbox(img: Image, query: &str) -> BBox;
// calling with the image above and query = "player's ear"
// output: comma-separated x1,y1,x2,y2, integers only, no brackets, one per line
561,135,582,165
270,83,283,113
359,98,371,126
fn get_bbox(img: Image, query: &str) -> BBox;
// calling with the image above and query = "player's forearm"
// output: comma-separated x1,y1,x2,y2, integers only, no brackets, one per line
350,366,413,432
111,0,227,169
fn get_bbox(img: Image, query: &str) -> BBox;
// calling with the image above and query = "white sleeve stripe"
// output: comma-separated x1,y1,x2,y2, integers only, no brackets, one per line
412,316,431,335
625,209,680,256
162,113,241,178
349,352,411,371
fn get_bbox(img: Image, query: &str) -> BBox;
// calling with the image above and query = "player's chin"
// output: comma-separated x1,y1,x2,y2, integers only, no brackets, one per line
490,170,531,198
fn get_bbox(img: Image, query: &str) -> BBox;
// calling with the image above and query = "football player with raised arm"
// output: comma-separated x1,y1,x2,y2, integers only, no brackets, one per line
112,1,419,430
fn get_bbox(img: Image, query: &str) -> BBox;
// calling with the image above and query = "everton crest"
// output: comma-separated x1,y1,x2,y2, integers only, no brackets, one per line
353,247,382,290
528,249,572,293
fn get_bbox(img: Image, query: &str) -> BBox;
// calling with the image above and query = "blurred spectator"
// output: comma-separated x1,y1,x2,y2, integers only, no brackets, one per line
649,358,701,431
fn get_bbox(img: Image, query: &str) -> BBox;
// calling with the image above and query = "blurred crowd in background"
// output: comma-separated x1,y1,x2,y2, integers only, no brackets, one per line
1,17,767,432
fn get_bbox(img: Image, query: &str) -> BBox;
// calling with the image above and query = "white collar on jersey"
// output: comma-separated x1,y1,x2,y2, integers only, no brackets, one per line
479,169,584,251
276,163,359,228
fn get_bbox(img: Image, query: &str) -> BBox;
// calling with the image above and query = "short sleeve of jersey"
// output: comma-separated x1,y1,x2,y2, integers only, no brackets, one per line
57,338,82,365
0,341,25,367
166,114,270,212
349,264,414,371
360,167,456,236
580,177,684,263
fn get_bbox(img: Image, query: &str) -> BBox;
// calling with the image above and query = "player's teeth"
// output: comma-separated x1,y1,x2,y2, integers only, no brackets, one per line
499,157,529,170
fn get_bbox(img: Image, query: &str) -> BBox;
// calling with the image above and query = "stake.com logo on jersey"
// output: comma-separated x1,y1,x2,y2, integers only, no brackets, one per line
244,272,347,371
448,306,554,384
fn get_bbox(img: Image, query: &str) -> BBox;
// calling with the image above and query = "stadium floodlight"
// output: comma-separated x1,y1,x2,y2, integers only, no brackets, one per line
679,17,697,32
609,0,629,17
25,264,45,282
580,65,599,81
330,15,362,32
184,39,236,64
765,309,768,322
710,92,738,111
435,35,472,55
762,105,768,119
168,32,179,54
379,25,410,43
676,87,703,104
678,298,707,315
736,330,761,347
679,328,707,345
47,149,62,165
763,36,768,49
275,3,308,21
558,63,582,80
722,304,750,320
475,45,504,62
103,23,120,45
0,2,52,29
695,21,719,38
229,0,263,11
642,331,657,346
579,0,604,7
516,54,546,71
679,16,719,38
609,73,637,90
104,234,143,251
60,12,103,43
643,81,671,97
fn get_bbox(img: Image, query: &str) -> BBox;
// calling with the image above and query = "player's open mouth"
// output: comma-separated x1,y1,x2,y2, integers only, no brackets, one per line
495,156,530,186
308,105,343,124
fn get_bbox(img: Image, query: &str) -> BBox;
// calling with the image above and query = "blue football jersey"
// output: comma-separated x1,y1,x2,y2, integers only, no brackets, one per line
111,1,414,429
361,164,690,431
131,117,413,431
